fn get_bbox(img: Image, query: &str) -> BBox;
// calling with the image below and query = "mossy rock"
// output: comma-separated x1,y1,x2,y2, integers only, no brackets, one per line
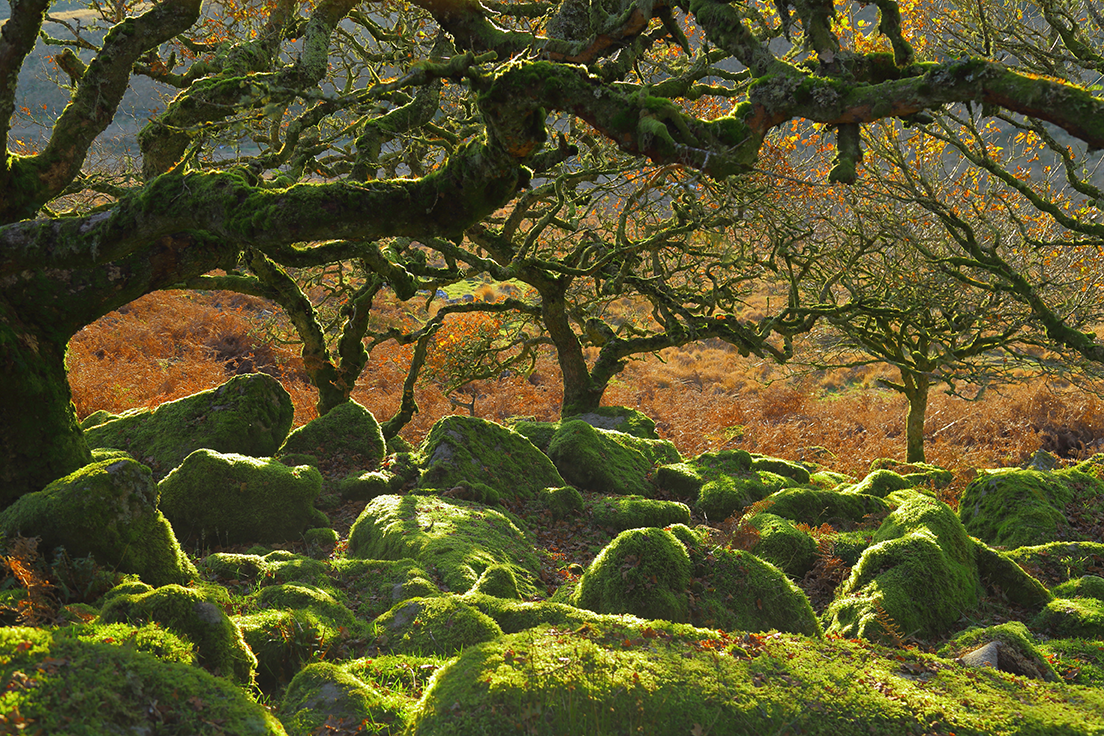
328,558,443,622
694,471,787,522
588,494,691,531
80,408,120,430
1033,597,1104,639
973,540,1053,610
746,512,818,578
842,469,915,498
405,623,1104,735
252,582,358,633
939,621,1057,681
958,467,1104,548
371,595,503,656
825,491,981,642
237,608,338,691
826,530,874,566
347,495,542,597
1053,575,1104,602
98,583,257,685
279,661,405,736
417,415,564,501
750,455,811,484
0,458,196,587
1037,638,1104,688
565,406,660,439
809,470,854,489
461,592,609,633
547,420,679,496
511,419,558,453
198,550,329,588
1004,542,1104,587
469,564,521,599
539,485,584,519
764,487,890,526
687,545,821,636
870,459,953,488
0,627,285,734
159,450,325,545
85,373,294,478
654,462,704,500
337,470,392,502
277,400,386,479
573,527,691,622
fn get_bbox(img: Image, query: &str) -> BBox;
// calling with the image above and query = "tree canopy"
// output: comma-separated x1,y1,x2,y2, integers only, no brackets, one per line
3,0,1104,501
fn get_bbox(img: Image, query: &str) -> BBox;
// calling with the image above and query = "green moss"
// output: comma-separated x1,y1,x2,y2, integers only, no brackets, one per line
548,419,679,496
328,558,443,621
746,512,818,578
1004,542,1104,587
511,420,558,453
973,540,1053,610
958,467,1092,548
98,583,257,685
809,470,854,489
277,400,385,479
79,409,119,430
159,450,324,546
655,462,704,500
751,455,811,484
574,527,691,622
0,627,285,735
588,494,691,531
371,595,503,656
1033,597,1104,639
71,621,197,666
843,469,915,498
1053,575,1104,602
1037,638,1104,687
198,550,328,588
279,661,406,736
407,621,1104,735
766,487,890,526
417,415,565,501
688,546,821,635
461,592,610,633
469,564,520,599
0,458,196,587
564,406,659,439
539,485,583,519
337,469,392,501
85,373,294,478
347,494,542,597
939,621,1057,681
252,582,358,633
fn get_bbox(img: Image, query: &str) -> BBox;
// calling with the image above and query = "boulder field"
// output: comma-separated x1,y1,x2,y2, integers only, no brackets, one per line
2,375,1104,734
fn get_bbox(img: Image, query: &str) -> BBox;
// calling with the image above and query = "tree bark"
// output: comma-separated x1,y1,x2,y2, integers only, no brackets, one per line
902,371,930,464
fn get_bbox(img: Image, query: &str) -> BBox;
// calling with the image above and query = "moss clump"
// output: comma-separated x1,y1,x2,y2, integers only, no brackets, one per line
70,621,197,666
0,627,284,735
337,470,392,502
548,420,680,496
347,495,542,597
750,455,811,484
469,564,520,599
765,487,889,526
688,546,821,635
1033,597,1104,639
1004,541,1104,587
406,622,1104,736
1053,575,1104,602
371,595,503,656
159,450,325,546
958,466,1103,548
328,558,443,622
85,372,294,478
98,583,257,685
843,469,914,497
417,415,565,501
1037,638,1104,687
655,462,704,500
511,419,558,453
809,470,854,488
461,592,611,633
279,661,405,736
0,458,196,587
198,549,328,588
80,409,120,429
277,400,386,477
939,622,1057,681
746,512,818,578
539,485,583,519
574,527,691,622
588,494,691,531
238,608,341,691
565,406,660,439
973,540,1053,610
826,491,981,642
252,582,358,633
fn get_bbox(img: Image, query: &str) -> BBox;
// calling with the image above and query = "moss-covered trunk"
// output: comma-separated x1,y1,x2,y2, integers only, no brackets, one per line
538,286,604,417
0,313,91,505
902,372,930,464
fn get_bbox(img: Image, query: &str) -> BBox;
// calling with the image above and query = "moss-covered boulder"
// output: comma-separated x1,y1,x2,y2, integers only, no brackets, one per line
328,558,443,622
462,592,611,633
279,662,404,736
539,485,584,519
159,450,325,545
1004,541,1104,587
253,582,358,632
958,465,1104,548
417,415,564,501
277,400,386,478
85,373,294,478
764,487,890,526
1033,597,1104,639
745,512,818,578
469,564,521,599
842,468,915,498
750,455,811,484
547,420,679,496
99,583,257,685
973,540,1053,610
565,406,660,439
588,495,691,531
684,449,788,521
371,595,503,656
687,544,821,635
0,458,195,587
347,495,542,597
238,608,344,691
336,469,392,502
825,491,982,642
0,627,285,735
573,527,691,622
654,461,704,500
1053,575,1104,602
406,623,1104,736
939,622,1057,681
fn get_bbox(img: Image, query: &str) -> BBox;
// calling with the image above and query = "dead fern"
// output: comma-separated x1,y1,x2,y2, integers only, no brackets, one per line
712,498,776,551
872,599,906,648
1,536,57,625
799,535,851,613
